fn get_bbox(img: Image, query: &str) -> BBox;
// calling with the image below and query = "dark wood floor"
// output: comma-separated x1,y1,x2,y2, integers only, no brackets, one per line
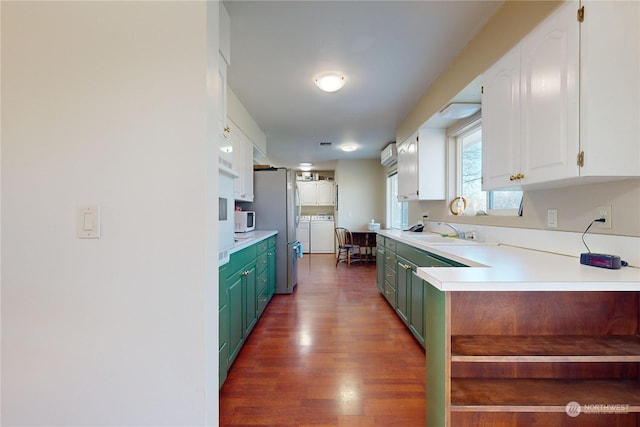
219,254,426,426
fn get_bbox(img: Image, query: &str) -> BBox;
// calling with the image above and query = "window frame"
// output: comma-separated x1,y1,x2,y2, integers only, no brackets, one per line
448,113,522,216
386,169,408,229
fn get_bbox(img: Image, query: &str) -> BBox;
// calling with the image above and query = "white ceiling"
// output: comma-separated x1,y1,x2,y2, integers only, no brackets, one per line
224,0,503,171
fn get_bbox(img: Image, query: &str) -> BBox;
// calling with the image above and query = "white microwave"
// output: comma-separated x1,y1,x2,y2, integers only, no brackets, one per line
234,211,255,232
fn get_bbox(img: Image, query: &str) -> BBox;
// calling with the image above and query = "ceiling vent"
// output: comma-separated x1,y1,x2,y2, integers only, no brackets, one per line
381,143,397,166
318,141,333,147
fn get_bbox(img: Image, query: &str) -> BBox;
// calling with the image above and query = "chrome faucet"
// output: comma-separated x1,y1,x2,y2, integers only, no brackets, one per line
438,222,465,239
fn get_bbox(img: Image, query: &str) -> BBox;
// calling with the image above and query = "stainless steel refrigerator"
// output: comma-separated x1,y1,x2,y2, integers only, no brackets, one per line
246,168,301,294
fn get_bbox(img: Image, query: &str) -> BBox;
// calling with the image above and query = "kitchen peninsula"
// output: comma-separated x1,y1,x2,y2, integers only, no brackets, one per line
376,229,640,427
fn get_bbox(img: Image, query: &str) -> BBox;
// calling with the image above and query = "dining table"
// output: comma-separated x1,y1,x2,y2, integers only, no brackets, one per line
349,229,377,264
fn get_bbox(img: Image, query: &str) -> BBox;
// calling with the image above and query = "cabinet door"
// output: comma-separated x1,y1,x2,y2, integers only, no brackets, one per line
316,181,334,205
396,257,412,325
231,122,254,202
376,246,385,293
298,182,316,206
218,305,229,388
409,270,425,347
267,247,276,297
397,133,418,200
482,45,521,191
580,0,639,177
520,1,579,185
227,272,243,365
243,264,257,336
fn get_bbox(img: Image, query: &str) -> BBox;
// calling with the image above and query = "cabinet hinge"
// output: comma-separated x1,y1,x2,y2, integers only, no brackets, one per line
577,151,585,167
577,6,584,22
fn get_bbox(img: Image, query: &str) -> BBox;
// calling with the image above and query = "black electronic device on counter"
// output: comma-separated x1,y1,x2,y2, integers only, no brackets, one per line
580,253,623,269
405,223,424,232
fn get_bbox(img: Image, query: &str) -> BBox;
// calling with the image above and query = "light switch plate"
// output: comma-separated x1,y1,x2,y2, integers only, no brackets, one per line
547,208,558,228
77,206,101,239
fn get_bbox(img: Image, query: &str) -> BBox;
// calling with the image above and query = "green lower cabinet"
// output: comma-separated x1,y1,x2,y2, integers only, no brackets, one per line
375,245,385,293
219,234,278,389
375,236,465,351
243,264,257,337
409,269,425,346
267,246,276,298
426,283,447,427
227,271,244,366
396,256,413,325
218,305,229,388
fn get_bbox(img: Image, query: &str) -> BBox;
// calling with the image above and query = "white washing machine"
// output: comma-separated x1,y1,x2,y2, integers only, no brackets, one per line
296,215,310,254
310,214,335,254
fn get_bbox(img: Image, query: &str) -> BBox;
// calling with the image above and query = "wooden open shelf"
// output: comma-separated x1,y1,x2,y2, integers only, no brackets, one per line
451,335,640,362
426,290,640,426
451,378,640,412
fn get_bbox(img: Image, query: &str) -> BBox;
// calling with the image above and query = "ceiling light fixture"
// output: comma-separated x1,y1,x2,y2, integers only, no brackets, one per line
439,102,481,119
298,162,313,171
341,145,357,152
314,72,345,93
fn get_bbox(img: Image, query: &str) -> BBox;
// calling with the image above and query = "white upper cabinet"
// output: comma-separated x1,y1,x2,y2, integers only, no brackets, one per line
316,181,334,205
397,129,445,202
298,181,334,206
580,0,639,178
229,120,254,202
482,0,639,191
481,46,521,190
397,132,418,201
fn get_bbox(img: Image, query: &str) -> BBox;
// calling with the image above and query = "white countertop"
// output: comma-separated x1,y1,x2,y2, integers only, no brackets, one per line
230,230,277,254
377,229,640,292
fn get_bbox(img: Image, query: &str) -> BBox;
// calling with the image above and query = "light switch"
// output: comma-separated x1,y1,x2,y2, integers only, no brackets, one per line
77,206,101,239
547,208,558,228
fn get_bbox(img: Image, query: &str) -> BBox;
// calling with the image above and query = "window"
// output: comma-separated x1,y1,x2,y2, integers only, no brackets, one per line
387,171,408,229
454,120,522,215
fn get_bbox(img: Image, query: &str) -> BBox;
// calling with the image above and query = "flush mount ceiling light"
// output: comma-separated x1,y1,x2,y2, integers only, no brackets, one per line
439,102,481,119
341,144,357,152
298,162,313,171
314,72,345,93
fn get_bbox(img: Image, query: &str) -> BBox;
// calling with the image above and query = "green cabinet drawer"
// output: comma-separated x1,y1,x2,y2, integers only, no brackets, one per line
397,241,466,267
383,281,396,307
256,269,269,295
376,235,384,246
256,252,269,276
257,286,270,318
384,251,397,270
384,238,397,252
227,244,257,273
256,239,269,254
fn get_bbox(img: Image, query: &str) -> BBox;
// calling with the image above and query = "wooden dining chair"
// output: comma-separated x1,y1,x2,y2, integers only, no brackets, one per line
335,227,362,267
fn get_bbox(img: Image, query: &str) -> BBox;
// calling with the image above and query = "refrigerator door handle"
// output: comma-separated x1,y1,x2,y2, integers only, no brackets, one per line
294,185,301,228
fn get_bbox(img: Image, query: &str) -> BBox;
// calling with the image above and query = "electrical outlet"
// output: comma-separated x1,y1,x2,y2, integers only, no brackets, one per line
596,205,612,229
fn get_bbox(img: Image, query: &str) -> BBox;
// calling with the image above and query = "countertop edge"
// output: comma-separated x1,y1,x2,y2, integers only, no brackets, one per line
229,230,277,254
377,229,640,292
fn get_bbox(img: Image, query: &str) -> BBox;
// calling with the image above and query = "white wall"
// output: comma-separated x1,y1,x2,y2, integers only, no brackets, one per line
1,2,219,425
335,159,385,230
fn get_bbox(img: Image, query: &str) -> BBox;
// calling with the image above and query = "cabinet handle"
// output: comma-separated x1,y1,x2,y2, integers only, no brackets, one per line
386,272,394,277
241,271,249,276
260,297,267,302
403,264,411,270
386,256,393,260
517,173,525,180
509,174,516,181
224,126,231,133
